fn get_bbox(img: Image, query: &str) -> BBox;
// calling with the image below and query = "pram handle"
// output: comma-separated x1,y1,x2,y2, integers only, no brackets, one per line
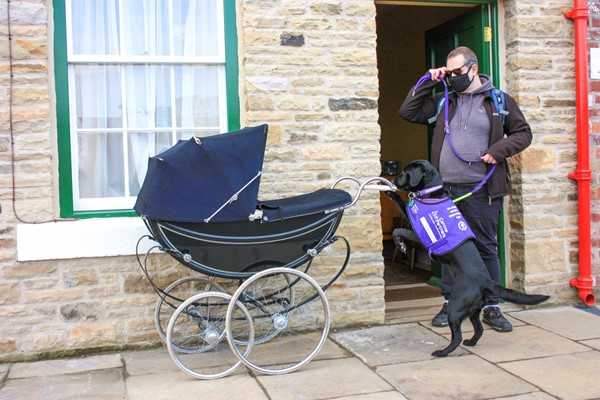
330,176,397,209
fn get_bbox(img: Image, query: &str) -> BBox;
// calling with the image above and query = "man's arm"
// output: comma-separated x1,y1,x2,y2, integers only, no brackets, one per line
399,75,442,126
485,94,532,163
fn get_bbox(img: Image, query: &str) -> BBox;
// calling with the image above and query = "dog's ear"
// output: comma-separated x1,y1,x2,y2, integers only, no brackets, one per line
409,168,424,188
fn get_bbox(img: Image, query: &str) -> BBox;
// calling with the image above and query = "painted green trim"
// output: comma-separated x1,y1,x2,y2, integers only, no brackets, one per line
53,0,75,218
487,3,507,287
224,0,241,131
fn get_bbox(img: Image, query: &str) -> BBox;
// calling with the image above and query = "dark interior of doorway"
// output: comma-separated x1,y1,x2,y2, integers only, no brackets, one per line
376,3,476,301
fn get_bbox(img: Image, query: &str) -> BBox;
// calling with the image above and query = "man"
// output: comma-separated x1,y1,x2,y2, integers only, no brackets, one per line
399,46,532,332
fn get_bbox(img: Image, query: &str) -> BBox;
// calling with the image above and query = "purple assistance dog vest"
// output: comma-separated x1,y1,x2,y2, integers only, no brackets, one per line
407,195,475,258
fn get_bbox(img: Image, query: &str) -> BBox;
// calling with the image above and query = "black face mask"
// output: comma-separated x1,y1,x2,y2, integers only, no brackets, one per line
447,71,474,93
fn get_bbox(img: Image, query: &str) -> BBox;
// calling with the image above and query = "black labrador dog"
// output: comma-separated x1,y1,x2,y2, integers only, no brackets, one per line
393,160,549,357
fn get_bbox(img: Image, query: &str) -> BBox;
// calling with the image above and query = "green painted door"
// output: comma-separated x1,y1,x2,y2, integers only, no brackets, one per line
423,5,505,287
425,5,491,75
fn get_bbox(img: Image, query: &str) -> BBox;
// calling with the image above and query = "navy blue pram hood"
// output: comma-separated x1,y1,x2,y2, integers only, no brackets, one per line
134,124,268,223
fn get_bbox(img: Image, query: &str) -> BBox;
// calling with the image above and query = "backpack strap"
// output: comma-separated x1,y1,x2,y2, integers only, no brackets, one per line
491,88,509,125
428,95,445,125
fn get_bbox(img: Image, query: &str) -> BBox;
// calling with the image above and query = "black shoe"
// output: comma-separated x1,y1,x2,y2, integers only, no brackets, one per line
482,306,513,332
432,303,449,327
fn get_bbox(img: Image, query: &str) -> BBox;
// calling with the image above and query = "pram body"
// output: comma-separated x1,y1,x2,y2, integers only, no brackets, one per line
135,124,396,379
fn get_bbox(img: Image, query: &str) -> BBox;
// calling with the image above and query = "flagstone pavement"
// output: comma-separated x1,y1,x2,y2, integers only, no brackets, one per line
2,304,600,400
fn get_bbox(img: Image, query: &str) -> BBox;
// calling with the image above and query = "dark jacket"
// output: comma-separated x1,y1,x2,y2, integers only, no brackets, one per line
399,76,532,199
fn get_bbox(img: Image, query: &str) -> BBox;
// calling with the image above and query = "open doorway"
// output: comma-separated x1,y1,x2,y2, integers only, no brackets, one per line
375,2,492,305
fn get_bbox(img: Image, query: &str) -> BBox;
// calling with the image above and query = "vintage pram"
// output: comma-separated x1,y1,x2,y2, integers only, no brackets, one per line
134,124,396,379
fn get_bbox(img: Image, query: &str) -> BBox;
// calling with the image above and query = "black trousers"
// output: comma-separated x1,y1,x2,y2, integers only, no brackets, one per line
440,184,503,305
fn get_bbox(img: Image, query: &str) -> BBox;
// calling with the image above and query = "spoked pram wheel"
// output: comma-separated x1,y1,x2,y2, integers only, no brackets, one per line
166,292,254,380
226,267,330,375
155,276,226,343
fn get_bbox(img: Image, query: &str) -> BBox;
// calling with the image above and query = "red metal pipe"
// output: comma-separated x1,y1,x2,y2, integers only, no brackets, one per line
565,1,595,306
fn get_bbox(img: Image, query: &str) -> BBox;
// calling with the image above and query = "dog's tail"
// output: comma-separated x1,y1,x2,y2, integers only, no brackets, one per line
490,284,549,305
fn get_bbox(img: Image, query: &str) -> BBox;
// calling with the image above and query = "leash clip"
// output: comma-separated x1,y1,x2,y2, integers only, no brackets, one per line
415,185,444,198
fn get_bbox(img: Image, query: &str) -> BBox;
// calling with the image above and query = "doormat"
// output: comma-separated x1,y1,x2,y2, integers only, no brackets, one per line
384,259,430,286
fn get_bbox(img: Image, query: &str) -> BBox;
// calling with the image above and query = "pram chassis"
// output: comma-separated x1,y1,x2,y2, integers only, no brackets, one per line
138,176,397,379
135,125,398,379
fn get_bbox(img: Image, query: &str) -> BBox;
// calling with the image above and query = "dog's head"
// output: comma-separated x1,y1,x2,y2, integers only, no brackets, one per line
394,160,444,193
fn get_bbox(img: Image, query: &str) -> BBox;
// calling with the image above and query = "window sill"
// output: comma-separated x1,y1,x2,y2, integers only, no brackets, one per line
16,217,156,261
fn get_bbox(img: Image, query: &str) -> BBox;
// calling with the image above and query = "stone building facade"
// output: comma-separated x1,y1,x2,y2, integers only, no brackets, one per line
0,0,597,362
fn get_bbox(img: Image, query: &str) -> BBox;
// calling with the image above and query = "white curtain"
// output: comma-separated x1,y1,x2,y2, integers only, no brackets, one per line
72,1,121,198
70,0,220,203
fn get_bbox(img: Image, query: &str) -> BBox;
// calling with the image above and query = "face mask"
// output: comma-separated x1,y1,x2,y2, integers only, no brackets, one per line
447,71,474,93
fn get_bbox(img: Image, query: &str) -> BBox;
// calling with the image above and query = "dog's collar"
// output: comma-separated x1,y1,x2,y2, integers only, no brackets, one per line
408,185,444,201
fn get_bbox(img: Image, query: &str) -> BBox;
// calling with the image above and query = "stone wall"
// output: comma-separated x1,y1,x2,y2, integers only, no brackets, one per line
0,0,592,363
0,0,385,362
239,0,385,326
502,0,591,303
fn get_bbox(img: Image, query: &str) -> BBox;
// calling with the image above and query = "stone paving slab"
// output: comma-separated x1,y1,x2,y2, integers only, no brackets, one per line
121,338,348,380
441,325,590,363
494,392,558,400
580,338,600,350
126,370,268,400
510,306,600,341
257,358,393,400
122,347,181,376
0,364,8,384
376,354,538,400
499,351,600,400
8,353,123,379
332,323,465,366
0,368,125,400
2,305,599,399
334,391,409,400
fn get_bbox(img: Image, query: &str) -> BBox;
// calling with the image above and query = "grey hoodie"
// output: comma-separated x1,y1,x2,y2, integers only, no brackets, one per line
439,75,495,184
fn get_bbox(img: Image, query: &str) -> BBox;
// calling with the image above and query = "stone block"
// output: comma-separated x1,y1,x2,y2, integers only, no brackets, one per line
60,302,101,321
524,241,566,273
521,147,557,172
280,32,304,46
68,322,122,347
310,3,342,15
0,281,19,304
3,262,57,279
328,97,377,111
63,269,98,286
23,288,84,303
0,339,17,353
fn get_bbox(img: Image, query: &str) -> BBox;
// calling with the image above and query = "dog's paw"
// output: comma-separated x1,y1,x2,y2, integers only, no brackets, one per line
462,339,477,347
431,350,447,358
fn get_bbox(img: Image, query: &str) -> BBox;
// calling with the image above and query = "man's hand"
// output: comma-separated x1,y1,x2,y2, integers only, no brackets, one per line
481,154,497,164
429,66,447,81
